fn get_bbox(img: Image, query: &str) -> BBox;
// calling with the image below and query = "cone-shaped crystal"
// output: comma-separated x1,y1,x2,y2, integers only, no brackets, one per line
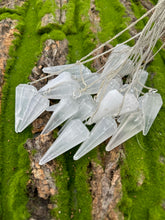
134,69,148,96
41,97,79,134
102,44,131,77
119,92,139,115
91,89,123,123
58,95,96,135
39,72,80,99
39,119,90,165
15,84,38,132
141,92,163,135
17,93,49,133
42,63,91,79
74,116,117,160
106,111,143,151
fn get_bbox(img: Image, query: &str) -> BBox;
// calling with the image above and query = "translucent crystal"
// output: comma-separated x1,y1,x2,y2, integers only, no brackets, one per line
39,72,80,99
96,76,123,102
39,119,90,165
135,69,148,96
41,97,79,134
74,116,117,160
42,63,92,79
58,94,96,135
79,73,102,94
102,44,131,77
106,111,143,151
90,89,123,123
15,84,37,132
141,92,163,135
119,92,139,115
15,84,49,133
118,59,134,77
72,94,96,121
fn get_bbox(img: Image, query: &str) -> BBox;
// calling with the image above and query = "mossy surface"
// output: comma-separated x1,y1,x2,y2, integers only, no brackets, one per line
0,0,41,219
119,1,165,219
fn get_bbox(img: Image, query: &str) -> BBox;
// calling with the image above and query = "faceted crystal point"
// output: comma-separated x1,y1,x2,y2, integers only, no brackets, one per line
142,92,163,136
102,44,131,77
74,116,117,160
119,92,139,115
41,97,79,134
19,95,49,132
15,84,49,133
42,63,92,79
15,84,38,132
91,89,123,123
39,119,90,165
39,72,80,99
135,69,148,96
106,111,143,152
55,94,96,135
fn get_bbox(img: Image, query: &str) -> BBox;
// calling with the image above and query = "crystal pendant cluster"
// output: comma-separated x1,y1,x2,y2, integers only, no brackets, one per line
15,1,164,165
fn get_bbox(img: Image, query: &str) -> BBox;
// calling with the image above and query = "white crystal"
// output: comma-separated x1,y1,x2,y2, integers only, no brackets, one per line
39,72,80,99
133,69,148,96
15,84,37,132
58,94,96,135
102,44,131,77
72,94,96,121
74,116,117,160
39,119,90,165
15,84,49,133
106,111,143,151
90,89,123,124
41,97,79,134
42,63,92,79
141,92,163,135
119,92,139,115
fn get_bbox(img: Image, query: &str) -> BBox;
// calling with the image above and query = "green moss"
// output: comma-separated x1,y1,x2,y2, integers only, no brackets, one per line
51,156,70,220
0,0,42,219
42,29,66,42
62,0,77,34
35,0,58,34
0,1,29,16
119,1,165,220
95,0,131,45
7,143,30,220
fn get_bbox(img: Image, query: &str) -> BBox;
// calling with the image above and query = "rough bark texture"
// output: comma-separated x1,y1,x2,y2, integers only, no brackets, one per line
0,18,18,108
0,0,25,9
91,147,124,220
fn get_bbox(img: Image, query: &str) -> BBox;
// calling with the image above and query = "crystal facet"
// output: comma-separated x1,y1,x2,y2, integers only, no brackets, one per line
41,97,79,134
90,89,123,123
74,116,117,160
102,44,131,77
106,111,143,151
141,92,163,135
39,72,80,99
15,84,49,133
39,119,90,165
42,64,92,79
